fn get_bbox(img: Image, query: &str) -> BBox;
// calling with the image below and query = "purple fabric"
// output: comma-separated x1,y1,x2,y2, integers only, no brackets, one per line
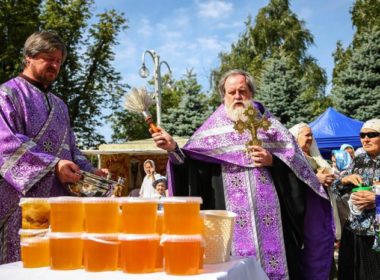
167,102,334,279
0,77,93,264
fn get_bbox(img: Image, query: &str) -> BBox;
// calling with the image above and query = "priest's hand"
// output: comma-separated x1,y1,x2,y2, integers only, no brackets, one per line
55,160,81,184
249,145,273,167
151,126,177,152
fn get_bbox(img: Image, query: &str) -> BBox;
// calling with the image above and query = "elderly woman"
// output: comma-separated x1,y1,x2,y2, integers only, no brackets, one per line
332,119,380,280
290,123,340,278
289,123,337,186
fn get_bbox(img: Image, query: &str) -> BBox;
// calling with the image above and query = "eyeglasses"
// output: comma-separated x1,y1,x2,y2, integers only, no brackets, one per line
359,132,380,139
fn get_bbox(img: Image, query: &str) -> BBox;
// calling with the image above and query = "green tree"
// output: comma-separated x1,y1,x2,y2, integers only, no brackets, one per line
162,70,212,136
332,0,380,86
331,27,380,120
0,0,42,82
0,0,128,149
259,54,309,127
211,0,328,120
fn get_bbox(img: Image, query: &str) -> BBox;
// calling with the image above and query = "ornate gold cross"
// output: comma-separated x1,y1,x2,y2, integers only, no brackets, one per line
233,104,271,149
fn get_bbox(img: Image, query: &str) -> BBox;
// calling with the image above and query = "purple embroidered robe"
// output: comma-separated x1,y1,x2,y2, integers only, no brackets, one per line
167,102,334,279
0,77,93,264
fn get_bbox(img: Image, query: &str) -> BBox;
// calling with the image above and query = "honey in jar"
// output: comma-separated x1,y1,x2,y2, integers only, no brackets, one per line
83,233,119,272
49,197,84,232
120,198,157,234
83,197,119,233
119,234,159,273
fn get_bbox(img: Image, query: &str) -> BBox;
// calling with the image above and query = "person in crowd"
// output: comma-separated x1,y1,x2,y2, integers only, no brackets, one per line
151,69,334,279
331,150,352,233
0,30,107,264
340,144,355,160
152,176,167,199
289,123,339,279
332,119,380,280
139,159,161,198
331,150,352,175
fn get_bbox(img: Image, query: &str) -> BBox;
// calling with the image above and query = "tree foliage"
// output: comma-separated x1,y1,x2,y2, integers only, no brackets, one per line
332,0,380,87
0,0,42,82
0,0,128,149
161,70,212,137
258,54,308,127
331,27,380,120
211,0,328,120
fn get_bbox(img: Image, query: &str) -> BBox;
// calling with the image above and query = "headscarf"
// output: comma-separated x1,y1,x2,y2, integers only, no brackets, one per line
289,123,331,170
332,150,352,171
340,144,354,152
143,159,155,169
361,118,380,133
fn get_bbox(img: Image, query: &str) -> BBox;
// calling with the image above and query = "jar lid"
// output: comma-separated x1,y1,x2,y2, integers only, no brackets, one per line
161,197,203,204
120,197,158,203
118,233,160,241
82,197,119,204
160,234,203,243
19,197,49,206
48,196,83,204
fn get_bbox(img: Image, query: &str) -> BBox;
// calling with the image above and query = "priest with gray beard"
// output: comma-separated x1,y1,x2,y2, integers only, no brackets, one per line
151,69,334,280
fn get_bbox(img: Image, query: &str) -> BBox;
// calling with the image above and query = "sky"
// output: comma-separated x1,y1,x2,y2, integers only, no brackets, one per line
93,0,356,142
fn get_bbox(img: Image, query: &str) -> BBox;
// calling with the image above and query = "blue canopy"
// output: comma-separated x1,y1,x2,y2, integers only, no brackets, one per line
309,107,364,156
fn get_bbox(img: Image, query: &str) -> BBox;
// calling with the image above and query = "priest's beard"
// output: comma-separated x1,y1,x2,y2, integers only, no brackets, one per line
225,100,251,122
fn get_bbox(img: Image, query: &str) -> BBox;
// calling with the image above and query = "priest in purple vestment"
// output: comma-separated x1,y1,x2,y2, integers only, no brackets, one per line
0,30,106,264
151,69,334,279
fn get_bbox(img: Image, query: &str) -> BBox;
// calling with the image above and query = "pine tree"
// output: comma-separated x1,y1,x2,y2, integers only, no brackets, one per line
161,70,212,136
211,0,328,120
331,27,380,120
259,54,309,127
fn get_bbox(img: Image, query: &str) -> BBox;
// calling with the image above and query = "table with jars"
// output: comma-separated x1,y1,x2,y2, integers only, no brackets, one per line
0,196,268,280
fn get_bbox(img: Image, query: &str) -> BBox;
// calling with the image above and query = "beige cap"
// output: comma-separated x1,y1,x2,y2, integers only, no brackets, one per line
361,119,380,133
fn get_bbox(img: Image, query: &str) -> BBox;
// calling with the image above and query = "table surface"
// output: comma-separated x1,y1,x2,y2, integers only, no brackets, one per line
0,257,268,280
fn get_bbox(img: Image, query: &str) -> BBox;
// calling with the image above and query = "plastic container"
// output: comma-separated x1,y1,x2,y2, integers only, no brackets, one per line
19,198,50,229
49,197,84,232
155,210,164,268
119,233,159,273
83,233,119,272
83,197,119,233
161,234,202,275
202,210,236,264
19,229,49,268
49,232,83,270
120,198,157,234
162,197,202,234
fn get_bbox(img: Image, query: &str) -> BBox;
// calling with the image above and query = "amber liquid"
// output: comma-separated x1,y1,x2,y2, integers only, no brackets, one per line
49,237,83,270
83,238,119,272
121,202,157,233
119,239,158,273
164,203,201,234
50,202,84,232
84,202,119,233
155,213,164,268
21,238,49,268
163,241,200,275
